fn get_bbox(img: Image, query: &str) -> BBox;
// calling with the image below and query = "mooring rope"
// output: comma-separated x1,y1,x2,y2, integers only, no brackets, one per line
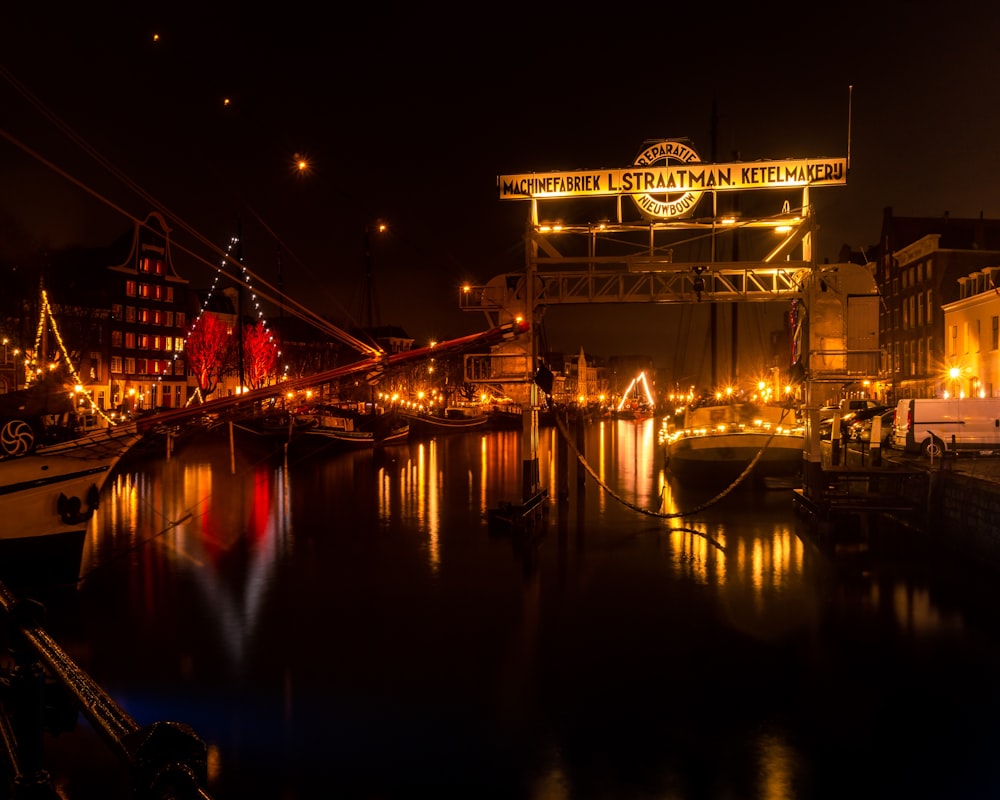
553,405,795,521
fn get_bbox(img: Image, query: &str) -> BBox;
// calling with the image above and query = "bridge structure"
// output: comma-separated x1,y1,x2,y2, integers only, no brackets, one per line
461,139,878,503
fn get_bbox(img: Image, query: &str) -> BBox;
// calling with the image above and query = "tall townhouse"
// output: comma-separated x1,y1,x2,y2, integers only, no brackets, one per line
875,208,1000,402
107,212,191,411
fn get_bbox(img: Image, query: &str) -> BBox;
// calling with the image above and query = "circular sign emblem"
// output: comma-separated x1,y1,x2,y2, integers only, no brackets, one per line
632,140,703,219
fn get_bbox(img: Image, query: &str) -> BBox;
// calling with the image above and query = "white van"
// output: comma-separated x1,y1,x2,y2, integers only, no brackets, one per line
892,398,1000,456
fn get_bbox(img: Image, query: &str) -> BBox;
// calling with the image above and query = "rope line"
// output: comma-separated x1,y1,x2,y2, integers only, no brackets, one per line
553,406,795,522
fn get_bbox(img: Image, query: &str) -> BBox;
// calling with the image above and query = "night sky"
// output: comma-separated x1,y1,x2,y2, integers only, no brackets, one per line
2,3,1000,378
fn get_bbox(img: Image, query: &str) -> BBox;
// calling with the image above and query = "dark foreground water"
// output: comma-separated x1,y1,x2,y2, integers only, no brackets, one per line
28,419,1000,799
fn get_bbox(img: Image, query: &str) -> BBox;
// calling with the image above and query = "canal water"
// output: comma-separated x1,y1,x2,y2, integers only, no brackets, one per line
32,419,1000,799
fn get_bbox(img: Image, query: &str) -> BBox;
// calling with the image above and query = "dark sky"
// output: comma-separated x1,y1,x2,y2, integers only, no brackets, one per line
2,3,1000,379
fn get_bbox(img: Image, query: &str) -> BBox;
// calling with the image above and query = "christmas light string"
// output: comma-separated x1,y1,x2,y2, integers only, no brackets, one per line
29,289,117,425
169,233,285,407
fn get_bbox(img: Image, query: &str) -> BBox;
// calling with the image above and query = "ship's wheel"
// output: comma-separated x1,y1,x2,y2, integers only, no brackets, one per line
1,419,35,456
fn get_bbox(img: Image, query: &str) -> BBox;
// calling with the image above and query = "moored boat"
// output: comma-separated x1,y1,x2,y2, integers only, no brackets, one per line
0,419,143,587
661,401,804,489
400,408,490,437
290,406,409,453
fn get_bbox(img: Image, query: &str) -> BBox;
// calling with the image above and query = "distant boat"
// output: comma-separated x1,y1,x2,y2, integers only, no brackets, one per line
661,401,804,488
400,407,490,437
615,371,655,419
286,406,409,452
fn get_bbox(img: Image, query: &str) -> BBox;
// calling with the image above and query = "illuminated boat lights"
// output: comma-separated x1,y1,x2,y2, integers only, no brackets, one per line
658,417,805,446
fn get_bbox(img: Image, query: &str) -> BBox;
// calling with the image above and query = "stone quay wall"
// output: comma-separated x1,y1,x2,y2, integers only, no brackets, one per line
928,467,1000,569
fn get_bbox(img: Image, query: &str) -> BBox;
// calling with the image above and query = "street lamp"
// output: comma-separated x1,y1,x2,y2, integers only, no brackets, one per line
948,366,961,399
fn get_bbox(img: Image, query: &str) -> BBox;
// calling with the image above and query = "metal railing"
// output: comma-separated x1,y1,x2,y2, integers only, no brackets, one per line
0,581,213,800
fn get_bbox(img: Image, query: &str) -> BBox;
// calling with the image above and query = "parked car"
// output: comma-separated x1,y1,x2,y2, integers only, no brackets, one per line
819,405,888,440
818,399,882,423
848,408,895,447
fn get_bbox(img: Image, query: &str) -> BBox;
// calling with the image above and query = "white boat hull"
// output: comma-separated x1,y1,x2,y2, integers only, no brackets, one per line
665,432,804,486
0,424,142,586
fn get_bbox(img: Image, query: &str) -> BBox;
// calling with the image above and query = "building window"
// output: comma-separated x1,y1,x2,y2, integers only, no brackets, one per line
175,359,185,374
138,334,149,349
111,303,123,320
125,358,136,374
166,287,174,303
126,280,137,297
926,291,933,324
165,311,174,327
949,324,958,356
111,330,122,347
139,257,151,273
138,308,149,324
175,338,184,352
164,336,172,351
973,319,981,353
154,259,164,275
992,316,999,350
126,306,136,323
125,332,136,349
154,285,163,301
137,359,148,375
177,312,186,329
111,356,122,374
139,283,150,299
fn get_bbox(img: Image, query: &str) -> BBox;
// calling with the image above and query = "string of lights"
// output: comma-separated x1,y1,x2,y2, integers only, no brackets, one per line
172,233,285,401
27,289,117,425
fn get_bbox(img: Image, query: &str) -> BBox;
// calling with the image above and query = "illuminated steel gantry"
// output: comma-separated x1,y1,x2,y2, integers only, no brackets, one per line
460,212,815,327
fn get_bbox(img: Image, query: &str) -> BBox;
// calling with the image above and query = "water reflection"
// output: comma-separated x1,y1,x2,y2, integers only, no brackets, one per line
58,421,1000,800
85,440,293,671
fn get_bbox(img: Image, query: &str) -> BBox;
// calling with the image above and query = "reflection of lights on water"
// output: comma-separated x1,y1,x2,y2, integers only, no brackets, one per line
381,441,442,572
757,731,794,800
93,457,292,672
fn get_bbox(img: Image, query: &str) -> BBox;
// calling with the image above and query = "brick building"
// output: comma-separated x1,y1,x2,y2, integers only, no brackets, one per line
875,208,1000,401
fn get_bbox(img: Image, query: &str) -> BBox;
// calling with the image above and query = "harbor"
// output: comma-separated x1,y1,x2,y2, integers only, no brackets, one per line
5,421,998,799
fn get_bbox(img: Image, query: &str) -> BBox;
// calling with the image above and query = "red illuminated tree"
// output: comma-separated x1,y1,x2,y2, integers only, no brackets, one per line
243,320,278,390
184,312,234,398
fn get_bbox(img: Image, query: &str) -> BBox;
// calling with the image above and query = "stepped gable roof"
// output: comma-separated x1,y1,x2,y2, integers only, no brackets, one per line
880,207,1000,254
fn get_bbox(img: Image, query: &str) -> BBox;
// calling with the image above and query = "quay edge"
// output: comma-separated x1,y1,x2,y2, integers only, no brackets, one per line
795,443,1000,573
